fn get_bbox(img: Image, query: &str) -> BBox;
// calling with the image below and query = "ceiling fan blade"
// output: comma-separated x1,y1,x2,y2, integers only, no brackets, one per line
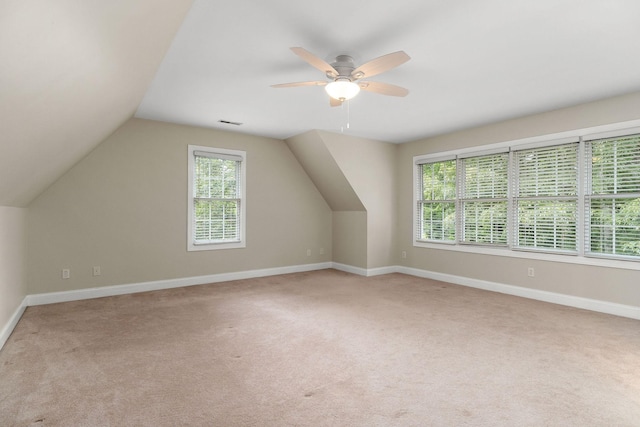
290,47,338,78
351,51,410,80
329,97,342,107
271,80,327,88
358,81,409,97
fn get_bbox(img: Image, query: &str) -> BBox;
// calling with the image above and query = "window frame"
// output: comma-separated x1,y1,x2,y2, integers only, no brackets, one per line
512,142,580,254
187,145,246,252
415,157,457,244
584,131,640,261
412,123,640,268
458,150,509,247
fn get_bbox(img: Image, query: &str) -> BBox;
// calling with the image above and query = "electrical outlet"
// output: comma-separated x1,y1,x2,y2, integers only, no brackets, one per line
62,269,70,279
319,247,324,255
92,266,101,276
527,267,535,277
401,251,407,259
306,249,311,256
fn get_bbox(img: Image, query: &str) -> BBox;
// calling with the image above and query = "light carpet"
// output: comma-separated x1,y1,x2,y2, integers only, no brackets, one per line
1,269,639,426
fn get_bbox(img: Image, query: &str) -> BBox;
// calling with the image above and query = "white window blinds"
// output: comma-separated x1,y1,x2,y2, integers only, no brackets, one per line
513,143,578,252
460,152,508,245
585,133,640,258
193,154,241,244
413,129,640,262
416,159,457,242
188,145,246,251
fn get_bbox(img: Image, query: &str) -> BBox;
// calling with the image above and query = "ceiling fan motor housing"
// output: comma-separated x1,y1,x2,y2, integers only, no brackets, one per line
328,55,357,80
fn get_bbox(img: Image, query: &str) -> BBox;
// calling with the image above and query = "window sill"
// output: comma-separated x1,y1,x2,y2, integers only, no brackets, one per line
413,241,640,271
188,241,246,252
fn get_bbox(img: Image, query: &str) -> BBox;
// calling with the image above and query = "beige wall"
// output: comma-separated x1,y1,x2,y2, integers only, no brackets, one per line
287,130,397,269
0,206,27,329
11,92,640,312
321,131,397,269
27,118,332,294
332,211,368,268
285,131,364,211
396,92,640,307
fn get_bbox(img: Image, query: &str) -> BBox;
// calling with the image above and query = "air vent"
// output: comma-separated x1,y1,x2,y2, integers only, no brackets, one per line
218,120,243,126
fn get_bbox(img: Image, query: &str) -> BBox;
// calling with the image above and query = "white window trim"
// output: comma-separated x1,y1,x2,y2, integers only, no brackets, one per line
412,119,640,271
188,145,246,252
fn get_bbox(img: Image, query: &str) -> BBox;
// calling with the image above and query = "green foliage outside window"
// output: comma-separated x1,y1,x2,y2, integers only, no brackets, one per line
419,160,456,241
416,132,640,261
194,157,239,243
589,134,640,256
461,154,508,245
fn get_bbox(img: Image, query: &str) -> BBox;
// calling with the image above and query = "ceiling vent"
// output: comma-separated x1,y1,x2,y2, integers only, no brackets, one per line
218,119,243,126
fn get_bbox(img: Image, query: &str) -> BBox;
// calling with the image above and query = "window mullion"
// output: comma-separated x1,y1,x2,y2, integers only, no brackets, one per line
577,138,586,257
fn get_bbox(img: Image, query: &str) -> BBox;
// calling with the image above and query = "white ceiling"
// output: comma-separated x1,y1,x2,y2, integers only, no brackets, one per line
3,0,640,207
136,0,640,143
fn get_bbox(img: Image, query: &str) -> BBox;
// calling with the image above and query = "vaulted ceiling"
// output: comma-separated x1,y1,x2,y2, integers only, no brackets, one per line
3,0,640,207
1,0,193,206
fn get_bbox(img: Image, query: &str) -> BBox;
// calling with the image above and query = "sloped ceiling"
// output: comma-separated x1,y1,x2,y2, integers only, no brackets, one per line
4,0,640,207
286,131,365,212
0,0,193,207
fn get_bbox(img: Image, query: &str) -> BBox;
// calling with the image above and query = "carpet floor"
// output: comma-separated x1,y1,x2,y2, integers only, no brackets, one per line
1,269,639,426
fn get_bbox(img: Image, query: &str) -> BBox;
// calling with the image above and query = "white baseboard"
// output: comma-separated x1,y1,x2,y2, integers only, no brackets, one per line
331,263,397,277
27,262,333,306
396,266,640,321
3,261,638,353
332,263,640,320
331,263,368,276
0,297,27,351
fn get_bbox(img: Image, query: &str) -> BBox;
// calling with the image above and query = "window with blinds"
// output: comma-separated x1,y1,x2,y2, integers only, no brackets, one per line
514,143,578,252
188,145,246,251
416,159,456,242
414,128,640,262
585,133,640,258
460,152,508,245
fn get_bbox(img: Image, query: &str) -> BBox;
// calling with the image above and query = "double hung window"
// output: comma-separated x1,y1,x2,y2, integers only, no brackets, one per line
460,152,508,245
585,133,640,258
416,159,456,242
188,145,246,251
513,142,578,253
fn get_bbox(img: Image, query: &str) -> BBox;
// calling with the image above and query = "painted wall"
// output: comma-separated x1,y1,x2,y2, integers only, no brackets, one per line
0,207,27,332
321,131,397,269
27,119,332,294
396,92,640,307
286,130,397,269
285,131,364,211
332,211,368,268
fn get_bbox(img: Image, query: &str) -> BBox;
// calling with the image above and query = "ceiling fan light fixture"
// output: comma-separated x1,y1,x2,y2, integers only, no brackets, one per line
325,79,360,101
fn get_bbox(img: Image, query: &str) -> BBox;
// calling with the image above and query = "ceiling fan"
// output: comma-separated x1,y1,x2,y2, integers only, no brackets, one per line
272,47,410,106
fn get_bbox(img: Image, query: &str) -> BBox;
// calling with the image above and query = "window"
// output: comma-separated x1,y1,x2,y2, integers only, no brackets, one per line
585,133,640,258
514,143,578,252
416,159,456,242
460,152,508,245
414,129,640,262
188,145,246,251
